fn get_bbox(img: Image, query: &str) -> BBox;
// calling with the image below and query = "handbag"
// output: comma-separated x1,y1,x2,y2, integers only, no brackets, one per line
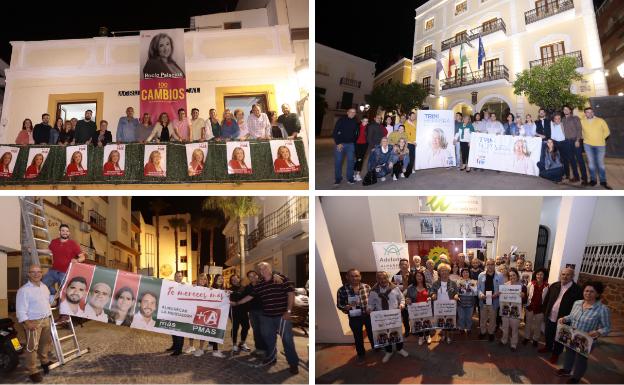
362,170,377,186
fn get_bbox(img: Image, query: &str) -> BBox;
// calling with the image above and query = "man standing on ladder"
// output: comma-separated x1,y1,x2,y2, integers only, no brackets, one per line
16,265,53,383
42,224,86,308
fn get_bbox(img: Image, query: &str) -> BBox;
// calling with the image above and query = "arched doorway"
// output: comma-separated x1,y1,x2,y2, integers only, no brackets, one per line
451,102,473,118
534,225,549,270
480,97,511,120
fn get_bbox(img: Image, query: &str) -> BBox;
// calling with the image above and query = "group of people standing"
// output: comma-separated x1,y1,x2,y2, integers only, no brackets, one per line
337,252,611,384
15,104,301,146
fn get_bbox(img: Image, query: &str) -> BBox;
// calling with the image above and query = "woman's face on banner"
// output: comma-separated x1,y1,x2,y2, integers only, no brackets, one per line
116,291,134,312
158,36,172,58
234,148,244,161
432,131,441,149
193,150,203,162
279,146,290,159
1,153,11,165
111,151,120,163
514,141,524,156
152,151,161,165
73,152,82,164
34,154,43,166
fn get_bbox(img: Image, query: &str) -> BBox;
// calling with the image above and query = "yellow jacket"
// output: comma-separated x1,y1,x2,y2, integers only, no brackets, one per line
581,117,610,146
404,119,417,143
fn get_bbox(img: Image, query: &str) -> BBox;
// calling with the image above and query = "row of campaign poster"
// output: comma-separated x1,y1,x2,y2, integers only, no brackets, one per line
59,263,230,343
0,140,301,179
413,110,542,176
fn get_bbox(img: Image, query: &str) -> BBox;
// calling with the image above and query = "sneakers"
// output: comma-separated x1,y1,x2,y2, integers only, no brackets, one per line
184,346,196,354
380,177,386,182
193,349,204,357
382,352,393,363
426,335,432,344
354,174,362,182
346,180,355,185
418,336,424,345
232,345,239,353
239,343,251,352
400,172,406,178
392,175,398,181
213,351,225,358
397,349,409,357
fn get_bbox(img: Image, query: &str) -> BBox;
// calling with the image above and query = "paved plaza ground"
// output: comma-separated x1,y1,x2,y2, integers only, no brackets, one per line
316,312,624,384
3,317,309,384
316,138,624,190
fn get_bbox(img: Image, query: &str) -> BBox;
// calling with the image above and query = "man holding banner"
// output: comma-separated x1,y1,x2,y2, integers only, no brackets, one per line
336,268,374,361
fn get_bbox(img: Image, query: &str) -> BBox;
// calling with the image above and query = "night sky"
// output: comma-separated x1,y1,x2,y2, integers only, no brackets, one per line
316,0,609,75
131,196,227,268
0,0,239,63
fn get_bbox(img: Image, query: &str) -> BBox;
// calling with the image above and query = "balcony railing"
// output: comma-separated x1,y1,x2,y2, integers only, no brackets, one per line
441,65,509,90
525,0,574,25
339,77,362,88
59,197,84,220
529,50,583,68
414,49,437,64
441,18,506,51
441,33,470,51
248,197,309,250
89,210,107,233
424,84,435,95
580,243,624,280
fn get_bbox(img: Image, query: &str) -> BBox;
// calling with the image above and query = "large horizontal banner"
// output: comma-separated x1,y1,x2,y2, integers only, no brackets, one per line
370,309,403,348
414,110,456,170
372,242,409,273
556,323,593,357
467,133,541,176
60,263,230,343
0,139,307,185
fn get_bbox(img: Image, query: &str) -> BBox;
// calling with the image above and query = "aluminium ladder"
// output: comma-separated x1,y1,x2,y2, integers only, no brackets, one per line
19,196,89,370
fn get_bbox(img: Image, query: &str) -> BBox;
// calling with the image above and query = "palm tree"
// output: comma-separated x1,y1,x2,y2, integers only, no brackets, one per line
190,214,223,276
150,198,169,277
167,216,187,274
203,197,260,277
205,215,223,267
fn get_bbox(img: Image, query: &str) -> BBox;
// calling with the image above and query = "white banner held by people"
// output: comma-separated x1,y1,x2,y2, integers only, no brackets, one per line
407,302,435,333
467,133,541,175
499,285,523,319
556,323,594,357
433,300,457,330
414,110,456,170
372,242,409,273
370,309,403,348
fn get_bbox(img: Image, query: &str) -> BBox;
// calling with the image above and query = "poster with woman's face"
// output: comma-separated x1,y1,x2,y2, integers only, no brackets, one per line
414,110,456,170
0,146,20,178
25,148,50,179
65,145,88,177
185,142,207,177
227,141,252,174
108,270,141,327
144,144,167,177
103,144,126,176
270,140,300,173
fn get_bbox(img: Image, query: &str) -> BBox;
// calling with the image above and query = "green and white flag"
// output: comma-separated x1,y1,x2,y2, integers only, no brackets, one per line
459,43,468,77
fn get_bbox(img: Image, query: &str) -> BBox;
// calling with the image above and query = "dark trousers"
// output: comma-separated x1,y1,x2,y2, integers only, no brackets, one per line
385,342,404,353
232,310,250,345
354,143,368,172
348,314,374,356
554,140,569,177
172,335,184,353
249,309,267,350
565,139,587,181
210,342,219,351
401,308,410,335
540,167,564,182
544,319,564,355
563,348,589,379
460,141,470,165
404,143,415,177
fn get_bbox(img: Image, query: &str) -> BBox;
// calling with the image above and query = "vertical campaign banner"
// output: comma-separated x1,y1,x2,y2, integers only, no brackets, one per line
25,148,50,179
0,146,20,178
144,144,167,177
372,242,409,273
270,139,301,173
103,144,126,176
140,29,187,126
407,302,435,333
227,141,253,174
467,133,541,176
185,142,207,176
415,110,456,170
65,145,88,177
370,309,403,348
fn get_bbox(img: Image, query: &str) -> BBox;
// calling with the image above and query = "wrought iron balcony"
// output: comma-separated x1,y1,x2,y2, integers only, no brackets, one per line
248,197,309,250
89,209,107,233
525,0,574,25
424,84,435,95
529,51,583,68
469,18,506,39
414,49,437,64
441,33,470,51
441,65,509,90
340,77,362,88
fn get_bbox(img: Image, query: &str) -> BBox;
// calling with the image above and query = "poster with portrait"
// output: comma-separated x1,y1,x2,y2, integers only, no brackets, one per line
520,271,533,287
226,141,252,175
144,144,167,177
414,110,456,170
372,242,410,273
60,263,230,343
556,323,593,357
420,217,442,234
0,146,20,178
370,309,403,348
185,142,208,176
458,279,478,296
407,302,435,333
467,133,542,176
270,139,301,173
65,145,88,177
139,29,187,128
24,148,50,179
499,285,523,319
433,300,457,330
102,144,126,176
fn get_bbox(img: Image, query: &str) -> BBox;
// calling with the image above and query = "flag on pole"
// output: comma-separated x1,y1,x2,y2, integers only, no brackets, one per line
436,57,444,79
448,47,456,78
478,36,486,69
459,43,468,77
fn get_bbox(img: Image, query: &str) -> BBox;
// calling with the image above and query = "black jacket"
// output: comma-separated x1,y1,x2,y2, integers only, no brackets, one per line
366,122,384,149
92,130,113,147
542,281,583,319
332,116,358,144
33,123,51,144
536,118,551,140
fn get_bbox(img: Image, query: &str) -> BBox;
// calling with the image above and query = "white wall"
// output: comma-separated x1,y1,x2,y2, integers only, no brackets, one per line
587,197,624,245
0,197,22,252
193,9,269,29
0,251,7,318
540,196,562,265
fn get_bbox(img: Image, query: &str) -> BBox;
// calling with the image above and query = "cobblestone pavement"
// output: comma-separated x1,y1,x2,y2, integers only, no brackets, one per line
3,318,309,384
316,138,624,190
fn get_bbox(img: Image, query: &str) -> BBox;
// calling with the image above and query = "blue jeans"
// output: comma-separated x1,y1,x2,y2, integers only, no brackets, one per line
249,309,267,351
457,306,473,330
583,144,606,183
42,268,66,297
260,314,299,366
334,143,355,183
563,347,588,379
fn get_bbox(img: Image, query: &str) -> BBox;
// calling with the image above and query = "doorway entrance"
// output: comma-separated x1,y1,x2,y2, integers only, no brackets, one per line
481,98,510,120
535,225,549,270
57,102,97,122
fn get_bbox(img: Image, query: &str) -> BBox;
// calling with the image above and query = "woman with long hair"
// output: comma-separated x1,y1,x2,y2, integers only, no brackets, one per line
25,153,44,178
146,112,180,142
0,152,13,177
273,145,299,172
539,138,564,183
229,274,251,353
58,120,74,145
15,118,35,145
107,287,135,327
188,148,205,176
267,110,288,139
50,117,63,145
142,33,185,78
103,150,122,175
144,150,164,176
228,147,250,173
392,137,410,180
66,151,86,176
220,109,240,140
455,115,475,172
353,117,369,182
405,270,431,345
138,113,153,142
207,275,226,358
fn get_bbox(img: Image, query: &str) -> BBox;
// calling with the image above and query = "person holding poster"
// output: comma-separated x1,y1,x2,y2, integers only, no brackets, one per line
103,146,124,176
188,148,205,176
405,271,432,345
336,269,375,360
556,281,611,384
523,268,549,347
455,115,475,172
477,258,505,341
273,143,300,173
65,148,87,177
499,268,527,351
43,224,86,306
429,263,459,344
392,258,412,337
367,271,408,363
457,268,477,334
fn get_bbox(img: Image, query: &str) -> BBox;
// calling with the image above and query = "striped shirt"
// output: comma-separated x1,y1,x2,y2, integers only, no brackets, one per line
336,283,371,311
563,299,611,336
252,274,294,317
246,113,271,139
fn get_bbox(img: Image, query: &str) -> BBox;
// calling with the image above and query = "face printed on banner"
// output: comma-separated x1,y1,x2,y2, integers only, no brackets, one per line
88,282,112,311
139,292,157,318
115,288,135,314
158,36,173,59
65,278,87,304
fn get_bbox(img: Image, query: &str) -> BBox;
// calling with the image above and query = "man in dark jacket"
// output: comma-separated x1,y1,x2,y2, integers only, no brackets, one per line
536,108,551,141
392,258,413,337
33,113,52,144
74,110,97,144
539,267,583,364
366,115,384,150
332,108,358,185
277,103,301,138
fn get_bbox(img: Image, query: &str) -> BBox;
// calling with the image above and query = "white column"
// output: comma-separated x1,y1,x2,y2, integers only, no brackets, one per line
580,0,608,96
0,251,7,318
548,196,597,283
315,197,352,343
